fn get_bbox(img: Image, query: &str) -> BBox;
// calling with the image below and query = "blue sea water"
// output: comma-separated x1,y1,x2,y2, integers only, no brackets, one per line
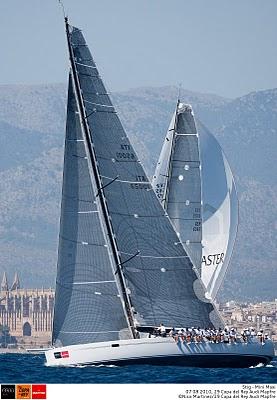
0,354,276,384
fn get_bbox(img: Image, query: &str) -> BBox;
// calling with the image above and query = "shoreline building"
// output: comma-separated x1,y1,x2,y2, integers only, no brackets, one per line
0,272,54,347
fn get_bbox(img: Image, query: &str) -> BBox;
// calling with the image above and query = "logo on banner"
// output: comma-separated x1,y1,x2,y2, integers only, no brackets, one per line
32,385,47,399
16,385,31,399
54,350,69,359
1,385,15,399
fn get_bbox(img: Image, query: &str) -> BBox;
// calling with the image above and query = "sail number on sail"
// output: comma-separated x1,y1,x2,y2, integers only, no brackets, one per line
155,183,165,199
131,174,151,190
116,144,135,159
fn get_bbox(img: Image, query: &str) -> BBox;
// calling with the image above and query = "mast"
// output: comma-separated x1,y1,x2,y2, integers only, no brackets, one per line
64,18,136,338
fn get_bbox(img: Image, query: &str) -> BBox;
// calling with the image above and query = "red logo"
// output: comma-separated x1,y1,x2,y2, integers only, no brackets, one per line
61,351,69,358
32,385,47,399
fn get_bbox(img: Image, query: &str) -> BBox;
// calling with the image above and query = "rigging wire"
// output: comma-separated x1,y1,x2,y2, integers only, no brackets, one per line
115,251,140,275
57,0,66,19
96,175,119,197
178,82,182,102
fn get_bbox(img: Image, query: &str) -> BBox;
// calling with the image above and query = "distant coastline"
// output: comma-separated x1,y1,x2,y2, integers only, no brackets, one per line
0,348,27,354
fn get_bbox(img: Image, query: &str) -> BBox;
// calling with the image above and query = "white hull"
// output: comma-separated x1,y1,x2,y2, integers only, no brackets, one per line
45,337,274,368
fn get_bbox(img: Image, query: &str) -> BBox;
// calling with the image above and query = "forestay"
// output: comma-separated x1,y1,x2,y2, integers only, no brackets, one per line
65,25,222,330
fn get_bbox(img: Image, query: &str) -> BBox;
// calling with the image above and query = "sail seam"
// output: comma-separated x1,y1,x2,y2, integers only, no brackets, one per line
71,43,88,47
86,109,116,117
172,160,200,163
175,133,197,136
168,201,201,204
98,155,138,163
84,100,114,108
71,154,87,159
170,217,201,221
110,211,164,218
101,175,151,185
175,241,202,244
62,194,95,203
82,91,110,96
76,62,97,69
59,235,107,247
72,280,116,285
77,211,98,214
78,72,97,78
120,251,189,259
63,210,98,214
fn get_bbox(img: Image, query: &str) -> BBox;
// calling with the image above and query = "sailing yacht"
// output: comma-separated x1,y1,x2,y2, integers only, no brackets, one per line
152,102,238,299
45,19,274,367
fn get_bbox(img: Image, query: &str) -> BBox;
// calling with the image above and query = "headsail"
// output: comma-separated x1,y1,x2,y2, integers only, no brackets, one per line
154,103,203,273
63,23,222,330
153,104,238,299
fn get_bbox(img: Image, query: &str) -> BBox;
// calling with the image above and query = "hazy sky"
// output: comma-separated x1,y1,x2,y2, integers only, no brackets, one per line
1,0,276,98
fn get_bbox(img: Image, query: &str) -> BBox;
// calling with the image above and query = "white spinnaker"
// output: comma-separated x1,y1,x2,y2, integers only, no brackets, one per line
199,121,238,299
153,106,238,300
201,191,231,297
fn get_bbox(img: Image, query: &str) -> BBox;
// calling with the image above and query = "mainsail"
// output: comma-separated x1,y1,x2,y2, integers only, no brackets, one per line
153,103,238,299
52,75,130,346
52,21,222,347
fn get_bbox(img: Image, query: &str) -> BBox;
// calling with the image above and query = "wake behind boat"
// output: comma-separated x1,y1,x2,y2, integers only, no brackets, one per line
45,18,274,368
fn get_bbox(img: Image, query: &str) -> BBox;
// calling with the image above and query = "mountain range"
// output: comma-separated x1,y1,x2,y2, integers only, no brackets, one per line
0,83,276,301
